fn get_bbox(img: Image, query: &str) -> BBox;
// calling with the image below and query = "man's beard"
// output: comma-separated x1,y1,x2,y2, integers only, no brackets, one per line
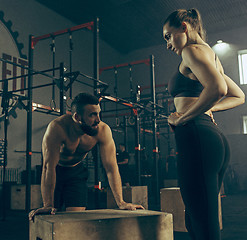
79,122,99,136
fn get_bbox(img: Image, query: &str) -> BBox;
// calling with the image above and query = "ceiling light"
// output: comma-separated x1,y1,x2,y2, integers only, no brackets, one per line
212,40,230,54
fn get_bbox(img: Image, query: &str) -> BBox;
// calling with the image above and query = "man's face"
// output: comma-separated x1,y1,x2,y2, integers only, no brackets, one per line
78,104,101,136
119,145,125,152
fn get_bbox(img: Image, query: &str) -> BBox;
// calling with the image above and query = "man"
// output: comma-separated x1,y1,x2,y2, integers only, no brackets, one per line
29,93,143,220
117,143,130,187
165,148,177,179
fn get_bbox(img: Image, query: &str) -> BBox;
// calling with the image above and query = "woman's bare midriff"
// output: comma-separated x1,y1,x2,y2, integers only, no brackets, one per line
174,97,211,116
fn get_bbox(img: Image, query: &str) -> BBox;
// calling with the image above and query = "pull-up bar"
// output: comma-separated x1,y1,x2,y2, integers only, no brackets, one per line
100,95,144,110
31,21,94,48
99,58,150,74
0,57,60,83
32,102,60,115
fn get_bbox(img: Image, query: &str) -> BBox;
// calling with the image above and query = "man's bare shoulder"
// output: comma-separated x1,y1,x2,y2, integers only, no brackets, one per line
49,114,71,128
98,121,111,132
97,121,112,142
44,115,72,140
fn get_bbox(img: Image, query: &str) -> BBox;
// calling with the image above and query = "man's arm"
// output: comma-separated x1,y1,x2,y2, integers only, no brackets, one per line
117,154,129,165
41,121,62,207
99,123,144,210
118,159,128,165
29,121,63,220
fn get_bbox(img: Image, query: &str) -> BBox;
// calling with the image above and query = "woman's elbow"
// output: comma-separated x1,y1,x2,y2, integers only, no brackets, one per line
231,88,245,105
239,92,245,105
215,85,227,100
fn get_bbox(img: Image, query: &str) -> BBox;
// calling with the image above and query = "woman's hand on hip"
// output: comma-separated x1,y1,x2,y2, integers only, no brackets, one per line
168,112,183,126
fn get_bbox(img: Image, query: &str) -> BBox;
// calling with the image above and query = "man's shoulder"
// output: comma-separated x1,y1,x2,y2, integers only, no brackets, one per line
46,115,71,137
98,121,110,132
50,114,71,128
97,121,112,142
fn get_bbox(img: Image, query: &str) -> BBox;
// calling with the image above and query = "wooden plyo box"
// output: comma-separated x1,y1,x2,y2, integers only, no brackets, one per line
107,186,148,210
11,184,42,210
160,187,222,232
30,209,173,240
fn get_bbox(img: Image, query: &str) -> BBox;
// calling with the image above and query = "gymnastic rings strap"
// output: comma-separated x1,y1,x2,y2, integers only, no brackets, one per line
128,116,135,126
115,117,120,127
66,97,73,110
50,99,56,111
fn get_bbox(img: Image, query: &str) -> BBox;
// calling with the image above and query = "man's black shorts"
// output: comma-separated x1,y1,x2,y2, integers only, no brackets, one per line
54,161,88,210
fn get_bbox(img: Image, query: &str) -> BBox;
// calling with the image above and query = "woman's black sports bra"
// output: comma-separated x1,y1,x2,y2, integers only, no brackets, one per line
168,53,217,98
168,70,203,97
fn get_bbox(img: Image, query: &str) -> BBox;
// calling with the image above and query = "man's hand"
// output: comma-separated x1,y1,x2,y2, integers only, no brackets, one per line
29,206,57,221
118,201,145,210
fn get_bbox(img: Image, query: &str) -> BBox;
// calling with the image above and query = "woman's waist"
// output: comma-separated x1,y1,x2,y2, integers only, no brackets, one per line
173,114,215,131
174,97,212,118
174,96,198,111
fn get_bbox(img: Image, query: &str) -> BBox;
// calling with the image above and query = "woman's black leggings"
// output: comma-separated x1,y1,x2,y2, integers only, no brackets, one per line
174,114,230,240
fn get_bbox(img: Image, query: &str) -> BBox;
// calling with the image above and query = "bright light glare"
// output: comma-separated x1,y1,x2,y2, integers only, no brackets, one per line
243,116,247,134
212,41,230,54
238,52,247,85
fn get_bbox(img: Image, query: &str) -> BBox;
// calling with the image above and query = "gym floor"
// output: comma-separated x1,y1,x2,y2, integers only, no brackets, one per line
0,191,247,240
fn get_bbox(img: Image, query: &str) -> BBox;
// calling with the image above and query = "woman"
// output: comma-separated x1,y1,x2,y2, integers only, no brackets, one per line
163,9,245,240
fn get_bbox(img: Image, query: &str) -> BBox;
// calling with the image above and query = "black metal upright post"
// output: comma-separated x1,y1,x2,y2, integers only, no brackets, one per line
93,17,100,98
59,62,65,115
150,55,159,205
93,17,100,208
2,113,8,221
1,66,9,220
123,116,128,152
69,32,73,98
51,36,56,108
135,85,141,186
26,35,33,213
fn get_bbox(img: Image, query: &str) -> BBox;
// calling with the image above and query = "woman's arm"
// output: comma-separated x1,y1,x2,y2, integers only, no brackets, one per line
172,45,244,126
211,60,245,112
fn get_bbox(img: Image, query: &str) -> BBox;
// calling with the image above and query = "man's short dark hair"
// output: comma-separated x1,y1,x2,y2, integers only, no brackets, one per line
71,93,99,115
